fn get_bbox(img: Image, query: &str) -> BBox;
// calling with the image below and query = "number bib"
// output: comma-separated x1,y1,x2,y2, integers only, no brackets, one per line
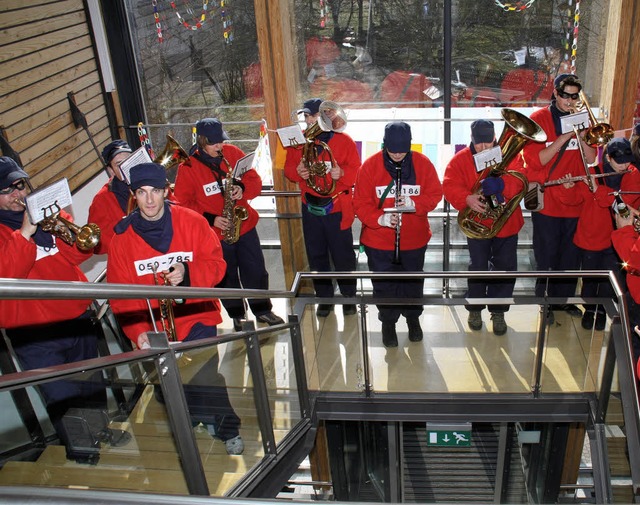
203,181,222,196
375,184,421,199
135,251,193,277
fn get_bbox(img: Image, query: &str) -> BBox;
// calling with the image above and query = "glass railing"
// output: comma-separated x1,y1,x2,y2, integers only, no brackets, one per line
0,272,638,499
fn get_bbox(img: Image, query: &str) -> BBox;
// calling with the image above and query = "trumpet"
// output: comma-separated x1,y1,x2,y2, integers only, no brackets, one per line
151,265,177,342
17,199,101,251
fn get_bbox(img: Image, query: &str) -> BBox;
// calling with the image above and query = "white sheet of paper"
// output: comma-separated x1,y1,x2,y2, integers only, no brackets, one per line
560,111,590,134
277,124,305,148
119,146,153,184
234,152,255,178
473,145,503,172
25,179,73,224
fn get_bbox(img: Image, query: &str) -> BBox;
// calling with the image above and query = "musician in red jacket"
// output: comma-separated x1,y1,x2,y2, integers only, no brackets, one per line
0,156,117,462
443,120,524,336
107,162,244,455
88,140,133,255
559,137,640,331
522,73,596,322
174,118,283,332
284,98,361,318
353,122,443,347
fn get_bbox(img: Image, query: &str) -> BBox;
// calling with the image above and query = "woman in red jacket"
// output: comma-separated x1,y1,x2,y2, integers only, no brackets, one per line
443,120,524,336
174,118,283,331
353,122,443,347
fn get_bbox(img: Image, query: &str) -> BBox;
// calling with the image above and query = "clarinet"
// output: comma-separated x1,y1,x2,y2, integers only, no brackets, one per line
392,161,402,264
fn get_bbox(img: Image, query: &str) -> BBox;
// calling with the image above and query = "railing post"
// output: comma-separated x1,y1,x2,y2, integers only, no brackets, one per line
288,314,311,420
243,321,277,455
149,332,209,496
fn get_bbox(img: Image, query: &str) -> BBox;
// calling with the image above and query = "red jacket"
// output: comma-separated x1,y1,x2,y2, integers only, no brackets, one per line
0,211,93,328
88,180,126,255
173,144,262,241
522,106,585,218
559,165,640,251
443,146,525,238
612,225,640,304
353,150,443,250
107,205,227,344
284,131,361,230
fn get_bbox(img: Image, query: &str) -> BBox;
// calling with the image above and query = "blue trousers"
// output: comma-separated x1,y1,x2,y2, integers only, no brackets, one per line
365,245,426,323
177,324,241,441
7,312,106,446
219,227,272,319
579,246,621,314
466,234,518,313
302,205,356,298
531,212,580,298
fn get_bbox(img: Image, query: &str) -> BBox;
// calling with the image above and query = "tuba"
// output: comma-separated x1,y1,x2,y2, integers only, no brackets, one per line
302,101,348,195
219,150,248,244
154,134,190,170
458,108,547,240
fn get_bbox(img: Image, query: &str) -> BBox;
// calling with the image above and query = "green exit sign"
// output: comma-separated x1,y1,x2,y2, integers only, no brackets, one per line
426,423,472,447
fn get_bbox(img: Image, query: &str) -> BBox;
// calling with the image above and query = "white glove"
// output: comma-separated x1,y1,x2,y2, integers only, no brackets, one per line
400,195,415,209
378,213,393,228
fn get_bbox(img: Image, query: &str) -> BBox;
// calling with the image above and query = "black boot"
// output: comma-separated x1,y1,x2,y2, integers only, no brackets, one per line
382,322,398,347
407,317,423,342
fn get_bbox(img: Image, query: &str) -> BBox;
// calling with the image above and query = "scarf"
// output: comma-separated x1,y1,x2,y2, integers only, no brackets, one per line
314,131,334,155
550,100,571,137
0,209,54,248
383,150,416,185
603,160,623,191
109,177,132,213
114,202,174,253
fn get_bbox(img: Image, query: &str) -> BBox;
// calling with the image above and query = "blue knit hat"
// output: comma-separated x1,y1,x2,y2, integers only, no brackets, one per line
383,122,412,153
130,163,167,190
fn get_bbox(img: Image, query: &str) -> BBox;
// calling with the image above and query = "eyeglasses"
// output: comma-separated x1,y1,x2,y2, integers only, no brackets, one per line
557,89,580,100
0,179,26,195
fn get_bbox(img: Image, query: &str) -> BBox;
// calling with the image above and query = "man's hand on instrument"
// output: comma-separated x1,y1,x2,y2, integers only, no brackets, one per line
137,332,151,350
231,184,243,200
19,211,37,241
559,173,576,189
398,195,415,209
214,216,231,231
330,163,342,180
614,207,636,229
466,193,486,213
378,213,398,228
297,160,310,180
163,263,185,286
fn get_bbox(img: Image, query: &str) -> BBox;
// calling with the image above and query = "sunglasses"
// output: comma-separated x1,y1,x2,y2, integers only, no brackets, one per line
0,179,26,195
557,89,580,100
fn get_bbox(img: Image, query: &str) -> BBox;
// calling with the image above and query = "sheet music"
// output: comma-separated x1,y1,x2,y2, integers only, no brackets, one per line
25,179,73,224
560,110,590,134
118,146,153,184
277,124,305,148
473,145,502,172
233,152,255,178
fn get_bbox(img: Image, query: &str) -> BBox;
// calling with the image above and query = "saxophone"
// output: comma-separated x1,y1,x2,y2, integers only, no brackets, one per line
219,150,248,244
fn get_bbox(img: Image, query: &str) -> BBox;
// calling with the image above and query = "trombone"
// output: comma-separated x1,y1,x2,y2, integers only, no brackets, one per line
570,91,615,192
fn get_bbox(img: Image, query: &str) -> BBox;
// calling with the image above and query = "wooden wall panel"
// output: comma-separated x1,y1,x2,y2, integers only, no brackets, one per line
0,0,111,193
